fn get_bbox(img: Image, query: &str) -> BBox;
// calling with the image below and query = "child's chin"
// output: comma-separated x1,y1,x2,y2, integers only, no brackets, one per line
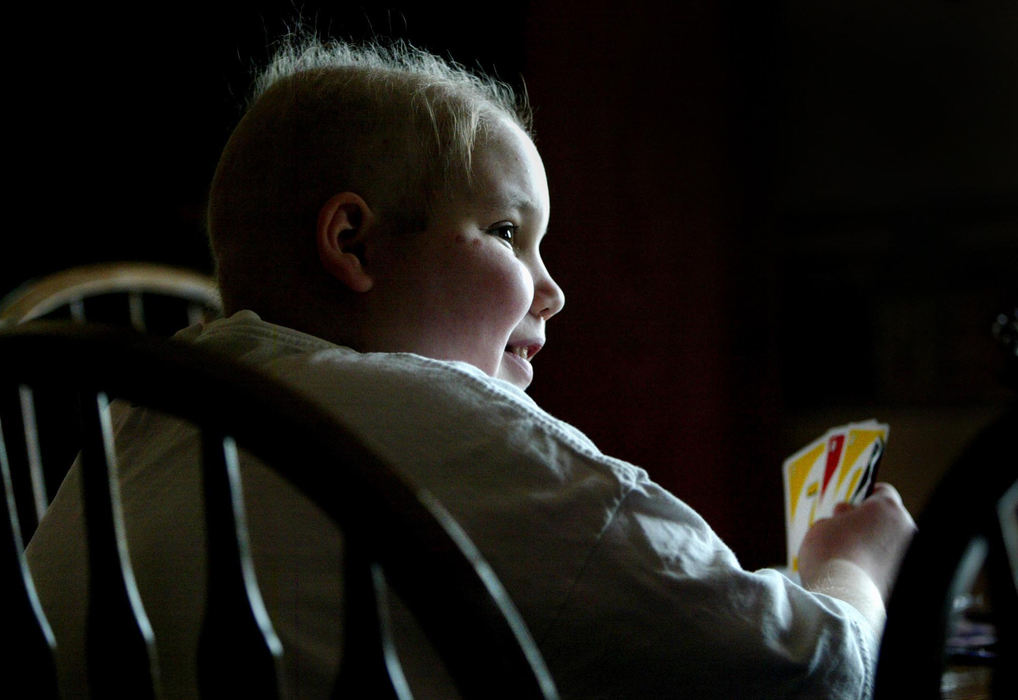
499,350,534,389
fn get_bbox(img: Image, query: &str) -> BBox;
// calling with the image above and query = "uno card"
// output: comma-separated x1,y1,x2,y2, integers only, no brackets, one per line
815,421,887,518
782,421,888,571
782,433,830,572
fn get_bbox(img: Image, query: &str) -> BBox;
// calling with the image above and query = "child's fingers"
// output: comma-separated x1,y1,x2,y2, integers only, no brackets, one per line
860,483,915,530
800,481,917,601
825,483,902,520
832,502,854,516
867,482,904,505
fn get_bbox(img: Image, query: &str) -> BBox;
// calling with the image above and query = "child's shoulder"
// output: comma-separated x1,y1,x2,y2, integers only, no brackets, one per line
191,311,648,487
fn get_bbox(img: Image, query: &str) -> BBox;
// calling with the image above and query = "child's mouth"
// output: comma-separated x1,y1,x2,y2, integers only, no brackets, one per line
506,341,542,362
503,345,536,386
509,345,531,361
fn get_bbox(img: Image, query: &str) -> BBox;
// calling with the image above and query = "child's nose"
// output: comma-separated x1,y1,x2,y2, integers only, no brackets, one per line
533,270,565,320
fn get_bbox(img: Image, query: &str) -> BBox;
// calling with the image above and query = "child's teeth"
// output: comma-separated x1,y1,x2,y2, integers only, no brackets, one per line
515,347,529,360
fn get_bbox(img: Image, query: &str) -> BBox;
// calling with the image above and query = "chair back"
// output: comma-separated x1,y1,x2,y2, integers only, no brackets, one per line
0,323,558,698
0,262,221,333
0,263,222,540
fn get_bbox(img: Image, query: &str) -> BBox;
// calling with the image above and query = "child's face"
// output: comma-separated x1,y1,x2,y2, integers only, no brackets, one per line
371,118,564,389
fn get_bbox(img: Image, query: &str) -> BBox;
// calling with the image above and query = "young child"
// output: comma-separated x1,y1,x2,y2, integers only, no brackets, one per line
27,35,916,698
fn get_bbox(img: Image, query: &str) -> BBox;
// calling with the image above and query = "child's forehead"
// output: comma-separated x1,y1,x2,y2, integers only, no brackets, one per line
440,120,549,228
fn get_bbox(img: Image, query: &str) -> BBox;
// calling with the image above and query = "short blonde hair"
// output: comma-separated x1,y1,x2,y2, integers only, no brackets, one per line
208,34,531,315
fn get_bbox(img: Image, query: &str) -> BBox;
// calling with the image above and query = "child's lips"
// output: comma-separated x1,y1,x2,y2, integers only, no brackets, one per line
503,347,535,384
506,340,544,361
503,340,542,386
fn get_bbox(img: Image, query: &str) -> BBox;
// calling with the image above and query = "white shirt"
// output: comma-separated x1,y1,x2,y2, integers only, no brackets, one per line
27,311,878,698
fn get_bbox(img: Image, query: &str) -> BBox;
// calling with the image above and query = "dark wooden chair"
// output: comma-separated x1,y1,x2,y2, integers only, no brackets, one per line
0,322,558,698
875,309,1017,698
0,262,223,538
0,262,221,332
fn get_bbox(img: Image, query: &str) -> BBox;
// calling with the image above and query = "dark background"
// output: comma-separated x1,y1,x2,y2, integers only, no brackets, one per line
7,0,1016,569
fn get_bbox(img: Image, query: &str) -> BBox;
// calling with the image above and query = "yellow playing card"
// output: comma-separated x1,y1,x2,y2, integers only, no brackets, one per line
782,420,888,571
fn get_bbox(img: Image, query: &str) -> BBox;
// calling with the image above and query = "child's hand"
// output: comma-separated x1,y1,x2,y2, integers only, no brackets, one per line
798,482,917,602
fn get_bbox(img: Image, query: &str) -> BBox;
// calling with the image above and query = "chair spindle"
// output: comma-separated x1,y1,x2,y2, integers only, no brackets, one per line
335,546,411,699
0,419,59,698
127,292,146,333
197,432,285,698
68,298,85,324
79,390,160,698
0,386,40,538
19,385,49,526
186,302,206,327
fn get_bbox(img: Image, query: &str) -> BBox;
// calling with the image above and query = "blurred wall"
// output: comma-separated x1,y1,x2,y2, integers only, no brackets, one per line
524,0,769,558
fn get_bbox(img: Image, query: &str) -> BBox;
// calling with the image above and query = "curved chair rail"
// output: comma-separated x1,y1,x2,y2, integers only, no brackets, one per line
0,263,221,326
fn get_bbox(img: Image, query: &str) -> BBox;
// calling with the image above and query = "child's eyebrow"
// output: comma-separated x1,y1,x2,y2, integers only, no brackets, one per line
483,191,541,217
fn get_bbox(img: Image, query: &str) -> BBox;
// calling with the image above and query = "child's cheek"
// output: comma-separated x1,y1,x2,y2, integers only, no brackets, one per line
464,244,532,316
493,258,535,323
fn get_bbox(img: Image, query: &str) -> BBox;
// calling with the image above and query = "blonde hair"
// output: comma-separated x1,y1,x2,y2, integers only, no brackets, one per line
208,34,531,315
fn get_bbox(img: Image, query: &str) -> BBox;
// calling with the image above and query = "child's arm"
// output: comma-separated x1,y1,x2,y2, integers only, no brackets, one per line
797,482,917,633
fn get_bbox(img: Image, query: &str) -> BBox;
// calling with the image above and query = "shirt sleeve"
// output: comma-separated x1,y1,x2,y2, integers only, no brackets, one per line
537,472,878,699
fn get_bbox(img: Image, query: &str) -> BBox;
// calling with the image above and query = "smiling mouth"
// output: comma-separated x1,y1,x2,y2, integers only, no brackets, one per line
506,343,542,362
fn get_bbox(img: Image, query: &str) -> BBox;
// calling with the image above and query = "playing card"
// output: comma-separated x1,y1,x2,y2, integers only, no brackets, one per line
783,420,888,571
782,433,830,572
815,421,887,519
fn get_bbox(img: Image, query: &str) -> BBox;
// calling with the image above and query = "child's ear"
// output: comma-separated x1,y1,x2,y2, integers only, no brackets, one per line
317,192,376,293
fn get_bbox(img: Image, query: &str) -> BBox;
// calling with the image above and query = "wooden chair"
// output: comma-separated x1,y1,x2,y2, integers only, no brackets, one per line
0,262,223,539
875,309,1017,698
0,322,558,698
0,262,221,332
875,404,1017,698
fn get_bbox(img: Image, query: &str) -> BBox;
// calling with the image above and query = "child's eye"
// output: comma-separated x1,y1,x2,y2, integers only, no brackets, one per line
486,222,517,248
